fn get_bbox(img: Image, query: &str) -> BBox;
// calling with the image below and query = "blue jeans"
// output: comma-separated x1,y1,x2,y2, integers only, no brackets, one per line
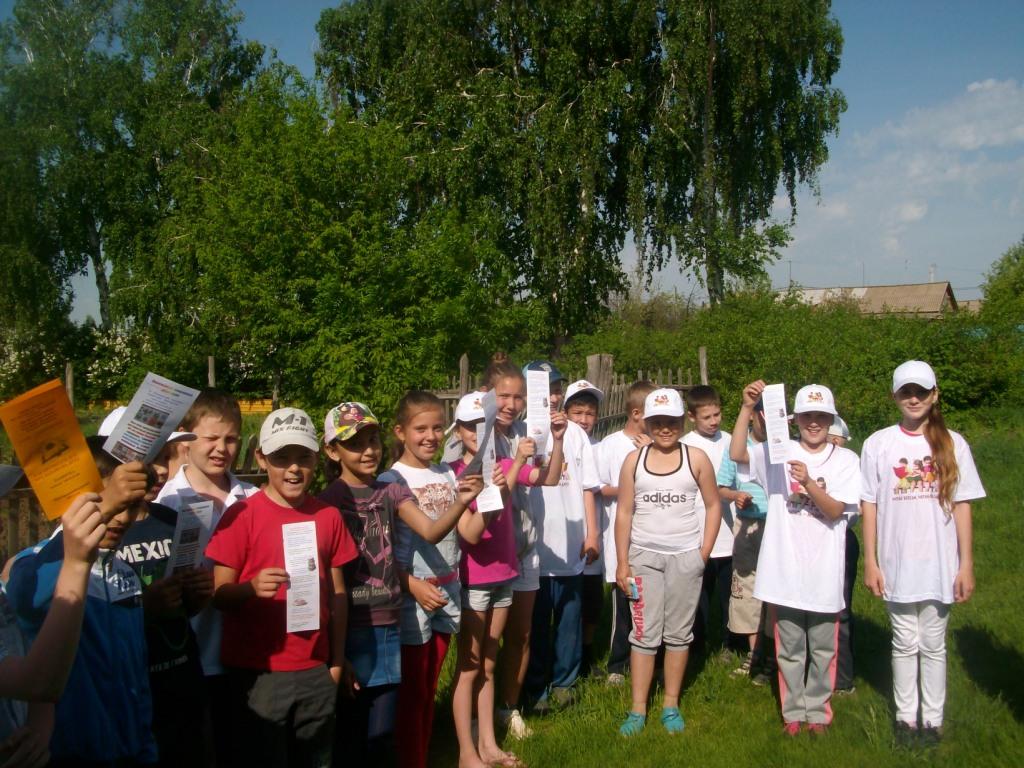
525,575,583,699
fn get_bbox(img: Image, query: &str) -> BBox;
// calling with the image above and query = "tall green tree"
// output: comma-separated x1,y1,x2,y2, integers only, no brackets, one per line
316,0,845,336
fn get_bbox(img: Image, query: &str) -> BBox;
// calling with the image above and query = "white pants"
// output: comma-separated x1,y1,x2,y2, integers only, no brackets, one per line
887,600,950,727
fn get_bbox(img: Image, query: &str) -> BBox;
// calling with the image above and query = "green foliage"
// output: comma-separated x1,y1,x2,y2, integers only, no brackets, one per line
558,291,1017,437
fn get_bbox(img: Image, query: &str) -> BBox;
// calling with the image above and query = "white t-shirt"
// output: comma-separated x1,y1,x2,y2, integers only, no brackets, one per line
530,421,602,576
597,430,640,582
379,462,460,578
681,429,735,558
750,441,860,613
860,424,985,604
582,433,603,576
156,464,257,676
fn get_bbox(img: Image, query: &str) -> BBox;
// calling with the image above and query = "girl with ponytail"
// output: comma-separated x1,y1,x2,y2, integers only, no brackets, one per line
860,361,986,749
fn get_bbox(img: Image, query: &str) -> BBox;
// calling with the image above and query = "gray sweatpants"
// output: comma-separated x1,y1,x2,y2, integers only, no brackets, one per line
772,604,839,725
628,546,704,653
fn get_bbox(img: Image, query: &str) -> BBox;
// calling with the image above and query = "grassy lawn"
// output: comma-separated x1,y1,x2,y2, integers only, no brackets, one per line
427,422,1024,767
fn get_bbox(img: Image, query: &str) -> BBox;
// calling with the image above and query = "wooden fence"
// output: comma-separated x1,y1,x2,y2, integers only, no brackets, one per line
1,350,707,562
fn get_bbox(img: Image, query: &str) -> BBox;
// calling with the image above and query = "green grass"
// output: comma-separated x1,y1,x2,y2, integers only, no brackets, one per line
425,424,1024,767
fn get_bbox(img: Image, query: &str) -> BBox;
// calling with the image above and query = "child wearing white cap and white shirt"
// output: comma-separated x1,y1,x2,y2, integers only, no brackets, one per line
860,361,984,748
729,381,860,735
614,388,721,737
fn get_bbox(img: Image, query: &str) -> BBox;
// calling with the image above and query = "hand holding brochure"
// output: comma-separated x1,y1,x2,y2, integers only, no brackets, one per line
282,521,320,633
761,383,790,465
102,373,200,464
0,380,103,520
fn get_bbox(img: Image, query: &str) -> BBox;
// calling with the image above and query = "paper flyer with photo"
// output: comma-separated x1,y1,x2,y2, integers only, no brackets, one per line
474,419,503,512
282,521,320,633
0,380,103,520
525,370,551,456
463,390,498,478
761,383,790,465
164,499,215,578
102,373,200,464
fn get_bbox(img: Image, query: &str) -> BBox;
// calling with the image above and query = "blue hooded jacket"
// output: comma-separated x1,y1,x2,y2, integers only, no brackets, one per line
6,530,157,763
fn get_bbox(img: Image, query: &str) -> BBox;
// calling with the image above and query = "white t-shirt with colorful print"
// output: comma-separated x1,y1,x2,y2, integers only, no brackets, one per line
860,424,985,605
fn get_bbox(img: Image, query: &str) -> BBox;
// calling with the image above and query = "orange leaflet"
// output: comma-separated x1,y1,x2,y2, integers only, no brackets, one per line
0,380,103,520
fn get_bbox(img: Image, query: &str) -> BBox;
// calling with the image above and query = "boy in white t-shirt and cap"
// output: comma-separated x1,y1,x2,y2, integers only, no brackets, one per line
680,385,735,659
522,362,602,712
729,382,860,735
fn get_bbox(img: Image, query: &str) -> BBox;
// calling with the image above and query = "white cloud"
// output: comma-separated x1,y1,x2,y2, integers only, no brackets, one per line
896,200,928,223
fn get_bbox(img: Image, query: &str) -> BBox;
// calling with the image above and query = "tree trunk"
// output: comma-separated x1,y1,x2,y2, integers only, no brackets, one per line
87,218,112,330
702,4,724,305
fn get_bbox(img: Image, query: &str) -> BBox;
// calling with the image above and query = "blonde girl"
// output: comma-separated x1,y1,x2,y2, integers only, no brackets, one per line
861,361,985,748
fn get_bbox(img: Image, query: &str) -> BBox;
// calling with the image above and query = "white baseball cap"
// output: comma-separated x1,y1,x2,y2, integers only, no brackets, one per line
643,388,685,419
454,392,486,423
828,415,851,440
259,408,319,454
793,384,838,416
98,405,196,444
892,360,937,393
564,379,605,405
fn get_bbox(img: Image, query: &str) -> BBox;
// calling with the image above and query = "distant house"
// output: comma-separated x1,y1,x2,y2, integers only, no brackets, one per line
782,281,959,318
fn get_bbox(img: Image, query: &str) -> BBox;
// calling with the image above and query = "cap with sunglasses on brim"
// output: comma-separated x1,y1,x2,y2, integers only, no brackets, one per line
323,402,379,445
892,360,937,394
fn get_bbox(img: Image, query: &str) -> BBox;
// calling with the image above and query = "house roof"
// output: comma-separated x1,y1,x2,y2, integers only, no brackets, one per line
783,282,958,317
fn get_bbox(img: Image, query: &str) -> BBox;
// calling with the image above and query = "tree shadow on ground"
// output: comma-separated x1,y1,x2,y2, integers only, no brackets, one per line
851,613,895,701
954,624,1024,723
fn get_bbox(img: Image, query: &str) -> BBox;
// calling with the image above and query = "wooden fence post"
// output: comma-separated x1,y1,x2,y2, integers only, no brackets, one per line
458,354,470,395
699,346,708,385
207,356,216,388
64,362,74,408
585,353,614,400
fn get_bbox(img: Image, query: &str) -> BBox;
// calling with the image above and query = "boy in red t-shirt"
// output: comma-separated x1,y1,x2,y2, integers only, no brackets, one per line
207,408,357,767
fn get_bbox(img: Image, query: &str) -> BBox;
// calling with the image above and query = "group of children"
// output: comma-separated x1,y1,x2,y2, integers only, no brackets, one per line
0,357,983,766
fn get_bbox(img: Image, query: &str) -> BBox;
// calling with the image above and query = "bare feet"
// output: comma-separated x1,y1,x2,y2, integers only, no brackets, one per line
478,747,525,768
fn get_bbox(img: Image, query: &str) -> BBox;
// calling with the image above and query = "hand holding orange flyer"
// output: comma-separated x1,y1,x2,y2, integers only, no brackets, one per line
0,380,103,520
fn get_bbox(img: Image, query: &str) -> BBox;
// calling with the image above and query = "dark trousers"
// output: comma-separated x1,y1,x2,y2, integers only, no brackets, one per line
836,526,860,689
335,683,399,768
692,556,733,653
525,575,583,698
607,586,633,675
228,666,336,768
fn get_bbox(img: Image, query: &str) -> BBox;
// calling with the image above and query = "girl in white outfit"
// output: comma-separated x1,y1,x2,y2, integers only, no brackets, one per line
861,360,985,748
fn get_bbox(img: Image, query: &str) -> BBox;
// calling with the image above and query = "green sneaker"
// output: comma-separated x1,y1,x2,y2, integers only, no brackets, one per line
619,711,646,737
661,707,685,734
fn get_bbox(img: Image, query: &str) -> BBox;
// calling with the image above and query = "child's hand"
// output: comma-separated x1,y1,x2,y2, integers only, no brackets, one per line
863,561,885,598
181,568,215,603
631,433,653,449
456,474,484,505
409,577,449,611
100,461,149,518
742,380,766,408
250,568,289,598
329,664,343,685
954,565,975,603
550,411,568,440
491,464,508,490
0,724,50,768
338,659,360,698
60,493,105,566
581,535,600,565
735,492,753,509
516,438,537,462
786,460,810,488
143,576,184,616
615,564,633,596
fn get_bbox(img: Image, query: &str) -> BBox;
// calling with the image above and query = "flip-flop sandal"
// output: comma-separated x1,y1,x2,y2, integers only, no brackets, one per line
661,706,685,734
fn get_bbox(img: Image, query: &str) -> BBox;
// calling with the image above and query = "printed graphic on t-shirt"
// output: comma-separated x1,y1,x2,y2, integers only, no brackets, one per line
786,477,828,520
891,454,938,499
640,488,695,509
347,500,396,606
411,482,454,521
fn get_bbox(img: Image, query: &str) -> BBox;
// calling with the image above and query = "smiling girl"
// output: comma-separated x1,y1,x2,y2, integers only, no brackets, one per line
860,361,985,748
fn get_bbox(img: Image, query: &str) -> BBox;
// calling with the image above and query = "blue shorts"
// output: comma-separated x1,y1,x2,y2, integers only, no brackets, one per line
346,625,402,687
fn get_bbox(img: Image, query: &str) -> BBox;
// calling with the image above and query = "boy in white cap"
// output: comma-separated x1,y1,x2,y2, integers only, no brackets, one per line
614,388,721,736
729,382,860,735
207,408,358,765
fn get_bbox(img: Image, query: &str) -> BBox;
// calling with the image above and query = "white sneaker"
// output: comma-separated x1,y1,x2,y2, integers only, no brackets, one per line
498,708,534,739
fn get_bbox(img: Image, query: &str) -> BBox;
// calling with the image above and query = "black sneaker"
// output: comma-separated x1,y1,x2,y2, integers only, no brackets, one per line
894,720,918,749
919,724,942,749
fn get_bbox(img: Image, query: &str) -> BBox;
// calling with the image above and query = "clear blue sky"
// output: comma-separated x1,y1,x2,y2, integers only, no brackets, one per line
2,0,1019,316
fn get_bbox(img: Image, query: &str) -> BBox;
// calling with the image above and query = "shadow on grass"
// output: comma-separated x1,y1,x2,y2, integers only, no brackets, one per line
851,613,894,701
954,624,1024,723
